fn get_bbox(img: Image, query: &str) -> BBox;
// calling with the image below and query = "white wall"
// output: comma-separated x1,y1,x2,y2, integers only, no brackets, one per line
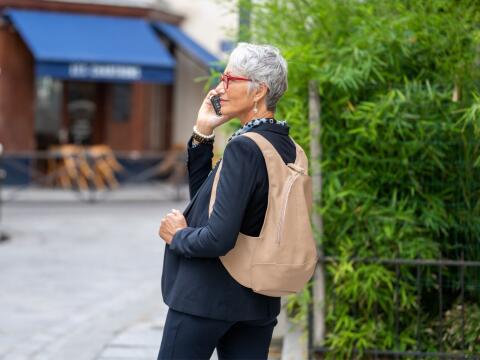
159,0,237,58
160,0,237,152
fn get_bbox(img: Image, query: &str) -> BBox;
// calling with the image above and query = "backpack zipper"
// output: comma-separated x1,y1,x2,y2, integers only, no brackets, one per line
276,171,301,244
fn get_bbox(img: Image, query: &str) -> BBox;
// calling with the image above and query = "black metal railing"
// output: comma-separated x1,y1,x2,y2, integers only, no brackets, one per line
308,256,480,360
0,144,9,242
0,148,188,203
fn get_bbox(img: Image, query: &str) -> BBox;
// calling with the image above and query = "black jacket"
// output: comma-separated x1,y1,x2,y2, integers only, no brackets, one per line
161,122,296,321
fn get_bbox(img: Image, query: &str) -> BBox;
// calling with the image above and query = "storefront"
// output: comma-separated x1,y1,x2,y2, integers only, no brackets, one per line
0,0,221,184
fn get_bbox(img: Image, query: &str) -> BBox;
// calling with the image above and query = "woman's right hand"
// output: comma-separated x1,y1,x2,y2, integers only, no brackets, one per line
195,89,230,135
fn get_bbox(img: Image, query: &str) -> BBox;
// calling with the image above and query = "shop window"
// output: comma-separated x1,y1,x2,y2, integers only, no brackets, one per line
111,83,132,123
67,82,97,145
35,77,63,149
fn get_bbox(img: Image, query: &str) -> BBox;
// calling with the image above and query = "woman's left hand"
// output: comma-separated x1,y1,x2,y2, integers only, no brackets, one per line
158,209,188,245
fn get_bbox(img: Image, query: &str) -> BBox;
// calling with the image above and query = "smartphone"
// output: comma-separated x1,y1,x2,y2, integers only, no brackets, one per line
210,95,222,116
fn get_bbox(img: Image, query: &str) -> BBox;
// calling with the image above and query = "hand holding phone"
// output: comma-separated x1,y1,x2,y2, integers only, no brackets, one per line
196,90,230,133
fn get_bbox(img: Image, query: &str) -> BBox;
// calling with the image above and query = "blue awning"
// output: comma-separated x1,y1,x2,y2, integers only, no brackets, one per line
4,9,176,83
153,22,223,72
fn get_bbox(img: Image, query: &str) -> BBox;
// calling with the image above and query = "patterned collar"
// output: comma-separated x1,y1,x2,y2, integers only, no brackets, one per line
190,118,289,149
227,118,289,143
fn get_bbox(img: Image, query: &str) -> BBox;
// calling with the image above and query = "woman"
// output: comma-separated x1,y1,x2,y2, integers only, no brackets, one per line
157,42,296,360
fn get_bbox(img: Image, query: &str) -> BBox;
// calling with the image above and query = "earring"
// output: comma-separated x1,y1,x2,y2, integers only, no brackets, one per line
253,101,258,114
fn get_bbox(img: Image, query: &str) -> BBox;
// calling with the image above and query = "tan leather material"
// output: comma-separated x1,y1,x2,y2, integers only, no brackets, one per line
209,132,318,297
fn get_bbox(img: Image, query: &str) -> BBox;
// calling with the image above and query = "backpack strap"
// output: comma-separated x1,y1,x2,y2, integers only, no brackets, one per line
290,138,309,173
208,160,223,217
208,133,273,217
208,133,309,217
244,133,309,172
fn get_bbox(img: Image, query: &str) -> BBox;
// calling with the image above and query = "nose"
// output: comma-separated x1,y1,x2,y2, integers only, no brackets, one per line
214,81,226,94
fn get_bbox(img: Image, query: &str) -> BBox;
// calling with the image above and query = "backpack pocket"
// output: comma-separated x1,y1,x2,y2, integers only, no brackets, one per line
251,260,318,297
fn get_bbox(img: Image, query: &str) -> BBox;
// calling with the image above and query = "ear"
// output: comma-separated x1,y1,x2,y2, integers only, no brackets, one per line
253,83,269,102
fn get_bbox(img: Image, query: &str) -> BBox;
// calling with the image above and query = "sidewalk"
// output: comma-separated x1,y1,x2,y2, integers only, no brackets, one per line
1,183,189,204
0,186,287,360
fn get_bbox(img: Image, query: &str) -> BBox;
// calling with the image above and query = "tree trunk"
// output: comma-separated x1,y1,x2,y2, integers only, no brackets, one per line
308,80,325,348
238,0,251,42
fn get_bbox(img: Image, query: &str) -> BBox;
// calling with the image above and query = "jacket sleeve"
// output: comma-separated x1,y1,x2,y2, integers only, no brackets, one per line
169,136,261,258
186,135,214,200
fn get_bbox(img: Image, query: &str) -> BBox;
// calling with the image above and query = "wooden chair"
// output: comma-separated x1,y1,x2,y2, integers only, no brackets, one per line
47,145,90,190
87,145,123,190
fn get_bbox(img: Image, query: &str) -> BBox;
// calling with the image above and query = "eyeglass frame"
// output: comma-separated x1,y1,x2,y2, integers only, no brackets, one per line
220,72,252,89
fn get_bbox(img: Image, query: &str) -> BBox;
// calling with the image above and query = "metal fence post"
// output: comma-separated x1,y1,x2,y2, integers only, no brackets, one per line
0,143,10,242
308,278,314,360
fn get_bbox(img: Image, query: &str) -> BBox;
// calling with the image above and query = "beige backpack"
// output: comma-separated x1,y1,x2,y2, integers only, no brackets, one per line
209,132,318,297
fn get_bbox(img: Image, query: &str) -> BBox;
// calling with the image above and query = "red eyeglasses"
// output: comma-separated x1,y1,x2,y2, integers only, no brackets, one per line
220,72,252,89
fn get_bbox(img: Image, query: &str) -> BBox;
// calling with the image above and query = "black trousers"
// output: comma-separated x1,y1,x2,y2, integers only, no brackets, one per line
157,308,278,360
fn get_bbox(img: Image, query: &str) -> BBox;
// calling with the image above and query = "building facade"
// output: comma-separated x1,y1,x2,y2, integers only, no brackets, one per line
0,0,235,157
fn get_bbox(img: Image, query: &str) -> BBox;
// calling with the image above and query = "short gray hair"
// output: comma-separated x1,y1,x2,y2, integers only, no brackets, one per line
228,43,288,111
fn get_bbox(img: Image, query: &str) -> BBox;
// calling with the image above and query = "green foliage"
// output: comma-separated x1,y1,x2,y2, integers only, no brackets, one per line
421,300,480,353
245,0,480,357
441,302,480,353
